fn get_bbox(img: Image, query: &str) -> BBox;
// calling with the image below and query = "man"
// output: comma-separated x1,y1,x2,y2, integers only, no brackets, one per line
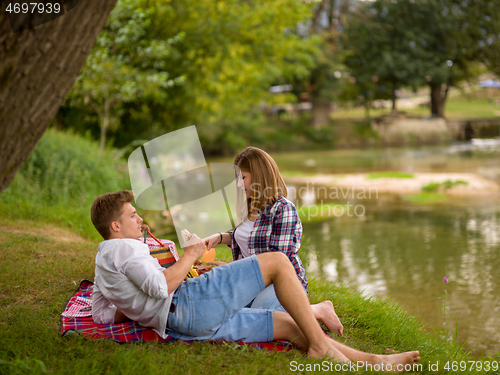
90,190,420,367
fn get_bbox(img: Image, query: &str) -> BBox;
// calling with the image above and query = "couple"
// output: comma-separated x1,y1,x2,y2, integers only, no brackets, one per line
90,147,420,369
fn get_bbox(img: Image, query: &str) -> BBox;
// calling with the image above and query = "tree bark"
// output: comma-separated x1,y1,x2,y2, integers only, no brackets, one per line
311,97,331,130
0,0,118,194
430,83,445,118
100,94,110,152
391,82,397,113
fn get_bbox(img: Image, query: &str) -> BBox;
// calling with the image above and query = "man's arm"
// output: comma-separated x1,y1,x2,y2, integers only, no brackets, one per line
163,234,207,294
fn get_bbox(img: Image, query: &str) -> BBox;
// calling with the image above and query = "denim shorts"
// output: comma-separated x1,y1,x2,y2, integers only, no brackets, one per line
166,256,274,342
249,284,308,312
249,284,285,312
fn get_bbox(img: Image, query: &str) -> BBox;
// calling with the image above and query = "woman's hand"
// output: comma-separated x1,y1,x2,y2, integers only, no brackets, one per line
204,233,222,249
194,265,215,274
205,261,228,266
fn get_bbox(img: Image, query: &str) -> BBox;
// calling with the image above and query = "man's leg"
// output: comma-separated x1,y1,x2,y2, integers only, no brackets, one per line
257,253,420,365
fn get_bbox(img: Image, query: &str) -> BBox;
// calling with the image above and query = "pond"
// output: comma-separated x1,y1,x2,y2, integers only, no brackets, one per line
302,197,500,358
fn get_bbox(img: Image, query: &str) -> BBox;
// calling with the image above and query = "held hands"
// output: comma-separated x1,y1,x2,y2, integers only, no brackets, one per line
204,233,222,249
183,230,226,274
182,233,207,261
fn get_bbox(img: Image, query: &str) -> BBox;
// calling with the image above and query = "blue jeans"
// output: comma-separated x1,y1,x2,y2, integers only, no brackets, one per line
249,285,286,312
166,256,274,342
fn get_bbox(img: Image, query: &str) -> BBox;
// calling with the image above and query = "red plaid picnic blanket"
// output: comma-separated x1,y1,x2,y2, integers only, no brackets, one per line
60,280,293,351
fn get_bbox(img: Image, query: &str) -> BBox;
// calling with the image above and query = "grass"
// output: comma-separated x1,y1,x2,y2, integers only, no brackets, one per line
0,129,129,242
331,90,500,120
367,171,415,179
400,193,449,204
1,217,499,374
422,180,468,193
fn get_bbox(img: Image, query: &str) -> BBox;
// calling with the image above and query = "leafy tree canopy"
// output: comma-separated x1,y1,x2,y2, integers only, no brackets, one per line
63,0,320,149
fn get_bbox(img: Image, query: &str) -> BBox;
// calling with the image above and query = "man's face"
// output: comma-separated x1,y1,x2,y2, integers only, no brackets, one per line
115,203,143,239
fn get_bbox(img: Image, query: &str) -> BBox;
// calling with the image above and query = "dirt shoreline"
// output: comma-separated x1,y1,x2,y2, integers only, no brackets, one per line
284,172,500,196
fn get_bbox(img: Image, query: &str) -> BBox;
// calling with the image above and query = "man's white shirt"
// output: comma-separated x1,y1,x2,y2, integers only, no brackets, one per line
92,238,173,338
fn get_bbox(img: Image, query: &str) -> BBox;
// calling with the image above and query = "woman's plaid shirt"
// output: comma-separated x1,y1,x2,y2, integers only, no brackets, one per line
229,196,308,292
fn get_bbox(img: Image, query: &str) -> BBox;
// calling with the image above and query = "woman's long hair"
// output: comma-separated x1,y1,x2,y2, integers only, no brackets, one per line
234,146,287,214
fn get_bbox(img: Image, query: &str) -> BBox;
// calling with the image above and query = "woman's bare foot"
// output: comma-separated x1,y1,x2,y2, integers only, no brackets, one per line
311,301,343,335
307,340,350,362
307,335,419,373
375,351,420,373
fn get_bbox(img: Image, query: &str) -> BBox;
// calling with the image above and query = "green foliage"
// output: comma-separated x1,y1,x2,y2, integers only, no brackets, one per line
61,0,320,151
66,0,185,150
422,182,442,193
422,180,468,192
401,193,449,204
0,129,129,240
368,171,415,179
172,0,318,116
200,110,338,156
343,0,499,117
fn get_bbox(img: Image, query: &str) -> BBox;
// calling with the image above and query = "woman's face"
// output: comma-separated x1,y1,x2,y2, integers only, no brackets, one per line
240,170,253,199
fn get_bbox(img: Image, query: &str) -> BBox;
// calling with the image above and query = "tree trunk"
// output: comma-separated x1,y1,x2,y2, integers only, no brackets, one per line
311,97,331,130
0,0,118,194
430,84,445,118
100,95,110,152
391,83,397,113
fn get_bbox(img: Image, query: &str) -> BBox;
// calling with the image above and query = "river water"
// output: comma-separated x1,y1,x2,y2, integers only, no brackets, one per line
272,143,500,358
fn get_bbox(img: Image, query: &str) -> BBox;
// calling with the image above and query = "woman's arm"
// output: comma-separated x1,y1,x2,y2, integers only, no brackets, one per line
204,232,231,248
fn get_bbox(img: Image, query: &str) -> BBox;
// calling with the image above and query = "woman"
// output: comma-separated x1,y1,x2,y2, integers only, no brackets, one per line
205,147,343,334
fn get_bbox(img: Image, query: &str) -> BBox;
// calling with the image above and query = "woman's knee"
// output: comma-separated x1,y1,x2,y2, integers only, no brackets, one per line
256,252,292,284
257,252,288,265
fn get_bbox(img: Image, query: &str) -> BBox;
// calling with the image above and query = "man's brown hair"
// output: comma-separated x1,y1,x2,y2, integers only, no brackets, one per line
91,190,135,239
234,146,287,214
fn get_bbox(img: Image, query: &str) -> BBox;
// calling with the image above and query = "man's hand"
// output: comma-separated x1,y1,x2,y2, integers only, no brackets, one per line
183,234,207,261
162,233,206,294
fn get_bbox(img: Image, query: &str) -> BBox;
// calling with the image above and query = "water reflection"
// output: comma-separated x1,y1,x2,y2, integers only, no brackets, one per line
303,200,500,357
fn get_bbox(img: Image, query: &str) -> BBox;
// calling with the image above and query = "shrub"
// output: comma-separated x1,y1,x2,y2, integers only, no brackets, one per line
0,129,129,239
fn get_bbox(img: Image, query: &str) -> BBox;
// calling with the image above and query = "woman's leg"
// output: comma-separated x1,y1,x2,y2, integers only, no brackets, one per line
251,285,343,335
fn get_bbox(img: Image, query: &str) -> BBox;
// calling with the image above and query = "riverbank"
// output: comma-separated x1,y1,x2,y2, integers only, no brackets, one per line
284,171,500,196
1,217,493,374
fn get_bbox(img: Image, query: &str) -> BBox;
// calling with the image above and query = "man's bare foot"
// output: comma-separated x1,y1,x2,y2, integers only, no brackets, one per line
311,301,343,335
375,351,420,373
